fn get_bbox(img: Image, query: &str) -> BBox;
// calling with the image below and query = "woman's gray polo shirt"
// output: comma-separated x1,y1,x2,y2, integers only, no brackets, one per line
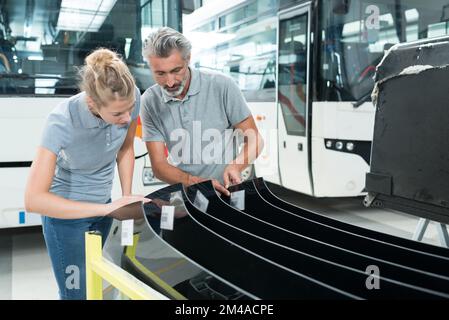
40,90,140,204
140,68,251,183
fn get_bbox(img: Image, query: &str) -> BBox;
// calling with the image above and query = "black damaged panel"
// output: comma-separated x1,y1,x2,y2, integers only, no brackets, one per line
365,173,392,195
372,67,449,207
367,35,449,223
375,36,449,83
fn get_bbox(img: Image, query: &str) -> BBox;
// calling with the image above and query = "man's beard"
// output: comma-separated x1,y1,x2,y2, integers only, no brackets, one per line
162,72,189,98
162,82,185,97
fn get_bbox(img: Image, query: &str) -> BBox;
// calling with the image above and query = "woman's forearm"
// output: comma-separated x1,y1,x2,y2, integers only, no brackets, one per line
25,192,107,219
117,146,135,196
25,147,109,219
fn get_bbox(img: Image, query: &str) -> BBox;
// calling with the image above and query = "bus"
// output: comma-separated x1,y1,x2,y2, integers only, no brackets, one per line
0,0,170,228
183,0,449,197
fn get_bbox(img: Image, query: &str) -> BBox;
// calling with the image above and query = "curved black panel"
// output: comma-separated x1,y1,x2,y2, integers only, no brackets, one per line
155,185,354,299
108,185,251,300
108,181,449,299
188,182,449,299
254,178,449,258
221,178,449,277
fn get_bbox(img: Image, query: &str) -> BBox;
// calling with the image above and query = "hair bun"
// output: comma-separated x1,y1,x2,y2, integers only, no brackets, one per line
80,47,136,108
85,48,117,69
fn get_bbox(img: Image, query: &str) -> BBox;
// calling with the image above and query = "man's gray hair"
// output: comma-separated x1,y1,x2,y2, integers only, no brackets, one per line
142,27,192,61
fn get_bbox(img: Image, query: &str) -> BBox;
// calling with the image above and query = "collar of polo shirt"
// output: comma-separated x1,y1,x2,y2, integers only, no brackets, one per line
79,92,109,128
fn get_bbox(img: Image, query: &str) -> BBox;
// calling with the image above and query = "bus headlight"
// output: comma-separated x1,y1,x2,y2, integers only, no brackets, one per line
323,138,371,165
346,142,355,151
336,141,344,150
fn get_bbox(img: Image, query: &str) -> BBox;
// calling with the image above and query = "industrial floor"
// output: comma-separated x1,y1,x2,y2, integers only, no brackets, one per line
0,185,447,300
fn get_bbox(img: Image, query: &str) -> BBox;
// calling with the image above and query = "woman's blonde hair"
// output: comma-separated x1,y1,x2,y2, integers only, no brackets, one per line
79,48,135,108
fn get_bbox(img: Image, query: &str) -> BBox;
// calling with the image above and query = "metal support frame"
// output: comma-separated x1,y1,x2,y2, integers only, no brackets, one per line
124,233,187,300
412,218,449,248
85,231,168,300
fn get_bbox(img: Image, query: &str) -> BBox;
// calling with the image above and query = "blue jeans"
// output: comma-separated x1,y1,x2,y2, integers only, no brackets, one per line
42,211,113,300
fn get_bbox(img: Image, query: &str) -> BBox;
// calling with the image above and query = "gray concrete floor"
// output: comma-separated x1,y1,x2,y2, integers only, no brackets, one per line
0,186,447,300
0,227,58,300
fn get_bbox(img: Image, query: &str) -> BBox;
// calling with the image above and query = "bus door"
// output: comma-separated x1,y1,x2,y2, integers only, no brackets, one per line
277,4,312,194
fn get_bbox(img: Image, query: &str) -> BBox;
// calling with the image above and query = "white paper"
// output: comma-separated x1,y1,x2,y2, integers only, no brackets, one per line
230,190,245,211
161,205,175,230
121,219,134,246
194,190,209,212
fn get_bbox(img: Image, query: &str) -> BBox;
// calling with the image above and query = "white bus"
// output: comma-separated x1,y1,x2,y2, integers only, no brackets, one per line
184,0,449,197
0,0,167,228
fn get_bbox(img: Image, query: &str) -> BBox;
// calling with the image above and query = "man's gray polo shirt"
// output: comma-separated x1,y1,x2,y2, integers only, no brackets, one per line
40,90,140,204
140,68,251,183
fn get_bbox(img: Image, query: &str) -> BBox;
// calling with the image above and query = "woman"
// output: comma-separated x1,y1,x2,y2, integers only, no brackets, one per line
24,48,149,300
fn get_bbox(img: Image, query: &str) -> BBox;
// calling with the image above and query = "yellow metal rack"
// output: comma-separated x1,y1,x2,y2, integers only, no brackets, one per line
85,231,168,300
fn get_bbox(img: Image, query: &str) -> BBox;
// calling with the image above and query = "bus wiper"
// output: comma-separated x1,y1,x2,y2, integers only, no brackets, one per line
352,91,372,108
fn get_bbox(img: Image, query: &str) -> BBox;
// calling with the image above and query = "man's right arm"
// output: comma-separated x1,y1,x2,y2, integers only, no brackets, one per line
146,141,230,195
146,141,190,185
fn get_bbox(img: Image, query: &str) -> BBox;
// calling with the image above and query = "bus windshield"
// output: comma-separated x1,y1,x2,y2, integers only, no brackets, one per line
0,0,152,95
319,0,449,102
186,0,278,102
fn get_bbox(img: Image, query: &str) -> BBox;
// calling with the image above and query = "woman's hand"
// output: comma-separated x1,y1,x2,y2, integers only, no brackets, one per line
105,195,151,215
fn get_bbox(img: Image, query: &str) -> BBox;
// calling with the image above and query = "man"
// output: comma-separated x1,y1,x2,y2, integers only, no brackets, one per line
140,27,263,195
